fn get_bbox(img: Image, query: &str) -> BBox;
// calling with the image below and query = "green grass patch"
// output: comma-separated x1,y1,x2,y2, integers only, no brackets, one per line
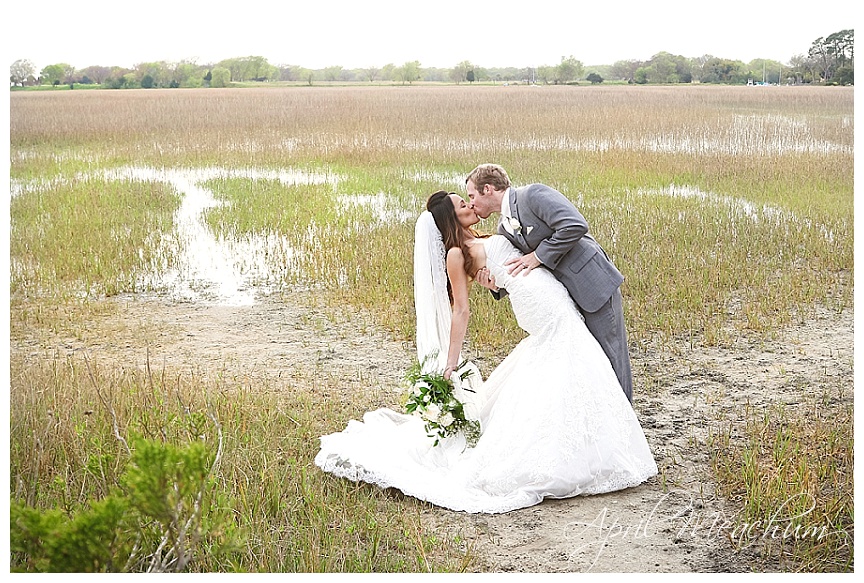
708,394,853,572
9,354,474,572
9,177,180,299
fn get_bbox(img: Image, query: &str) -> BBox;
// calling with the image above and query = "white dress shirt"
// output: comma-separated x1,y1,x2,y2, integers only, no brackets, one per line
500,191,514,234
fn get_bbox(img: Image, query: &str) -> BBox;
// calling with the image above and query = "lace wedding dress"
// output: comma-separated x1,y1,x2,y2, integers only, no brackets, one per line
315,235,658,513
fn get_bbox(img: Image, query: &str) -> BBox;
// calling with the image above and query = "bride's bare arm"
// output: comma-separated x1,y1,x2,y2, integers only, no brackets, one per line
444,247,471,380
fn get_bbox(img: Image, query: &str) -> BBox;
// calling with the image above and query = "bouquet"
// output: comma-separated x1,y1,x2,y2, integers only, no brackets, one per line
404,360,482,448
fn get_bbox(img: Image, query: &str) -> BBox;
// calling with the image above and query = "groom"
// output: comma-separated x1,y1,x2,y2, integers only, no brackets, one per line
466,163,633,403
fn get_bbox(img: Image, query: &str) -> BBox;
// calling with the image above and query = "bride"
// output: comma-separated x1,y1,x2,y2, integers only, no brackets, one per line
315,190,658,514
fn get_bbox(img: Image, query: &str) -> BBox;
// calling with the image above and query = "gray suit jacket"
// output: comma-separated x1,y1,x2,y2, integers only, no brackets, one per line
498,184,623,313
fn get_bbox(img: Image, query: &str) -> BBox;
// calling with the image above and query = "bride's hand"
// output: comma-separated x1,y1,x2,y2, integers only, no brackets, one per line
475,268,499,292
506,252,540,276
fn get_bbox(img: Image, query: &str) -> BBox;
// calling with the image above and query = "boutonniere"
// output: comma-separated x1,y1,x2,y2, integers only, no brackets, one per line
507,216,522,233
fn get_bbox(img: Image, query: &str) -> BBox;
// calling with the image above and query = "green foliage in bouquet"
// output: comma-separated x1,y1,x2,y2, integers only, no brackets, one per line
404,360,481,448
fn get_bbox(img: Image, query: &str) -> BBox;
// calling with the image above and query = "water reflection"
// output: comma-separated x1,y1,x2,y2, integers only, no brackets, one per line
16,164,840,307
101,166,338,306
339,193,415,224
641,184,836,242
11,165,434,305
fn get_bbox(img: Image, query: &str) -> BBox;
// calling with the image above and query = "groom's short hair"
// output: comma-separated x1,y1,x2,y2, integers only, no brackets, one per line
466,164,511,192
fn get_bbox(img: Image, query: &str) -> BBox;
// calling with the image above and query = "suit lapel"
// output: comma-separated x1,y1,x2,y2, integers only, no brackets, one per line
509,188,527,245
500,188,531,252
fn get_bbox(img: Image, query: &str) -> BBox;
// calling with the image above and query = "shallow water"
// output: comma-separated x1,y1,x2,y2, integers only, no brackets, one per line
639,184,837,242
12,163,841,306
11,165,427,306
101,166,341,305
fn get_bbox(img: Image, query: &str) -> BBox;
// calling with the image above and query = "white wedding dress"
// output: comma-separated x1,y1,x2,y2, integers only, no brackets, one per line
315,235,658,513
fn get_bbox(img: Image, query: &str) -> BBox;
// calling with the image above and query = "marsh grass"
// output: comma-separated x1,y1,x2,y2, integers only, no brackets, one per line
708,392,854,571
9,177,180,299
9,85,853,572
9,353,472,572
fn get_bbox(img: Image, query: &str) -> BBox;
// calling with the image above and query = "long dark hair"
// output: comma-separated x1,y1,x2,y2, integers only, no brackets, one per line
426,191,481,286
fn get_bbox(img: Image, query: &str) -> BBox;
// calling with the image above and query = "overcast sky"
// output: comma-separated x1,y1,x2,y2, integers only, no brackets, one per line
3,1,856,72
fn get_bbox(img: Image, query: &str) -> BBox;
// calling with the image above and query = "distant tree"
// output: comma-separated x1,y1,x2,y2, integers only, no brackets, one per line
135,61,171,89
644,52,691,83
103,76,123,89
135,62,167,87
298,68,315,86
555,55,583,83
110,66,132,79
536,65,555,84
690,54,713,82
364,66,381,82
10,59,35,86
170,61,205,88
670,53,693,82
699,57,746,84
78,65,111,84
102,66,134,89
323,65,343,82
481,66,519,82
209,66,231,88
450,60,473,83
395,61,421,84
466,70,475,83
140,74,155,88
40,63,74,86
609,59,642,83
276,65,292,81
834,65,854,85
808,29,854,83
217,56,275,82
785,54,807,84
185,74,204,88
586,72,603,84
827,29,854,67
747,58,783,84
380,63,396,81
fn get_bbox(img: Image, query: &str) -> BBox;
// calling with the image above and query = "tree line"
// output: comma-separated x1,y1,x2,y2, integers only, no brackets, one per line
9,30,853,89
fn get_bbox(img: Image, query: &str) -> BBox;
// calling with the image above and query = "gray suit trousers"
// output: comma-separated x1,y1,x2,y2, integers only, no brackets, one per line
580,287,633,403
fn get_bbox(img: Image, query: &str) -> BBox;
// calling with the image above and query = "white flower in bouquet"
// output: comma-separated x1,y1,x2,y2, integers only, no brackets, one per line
423,402,441,423
438,412,455,427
